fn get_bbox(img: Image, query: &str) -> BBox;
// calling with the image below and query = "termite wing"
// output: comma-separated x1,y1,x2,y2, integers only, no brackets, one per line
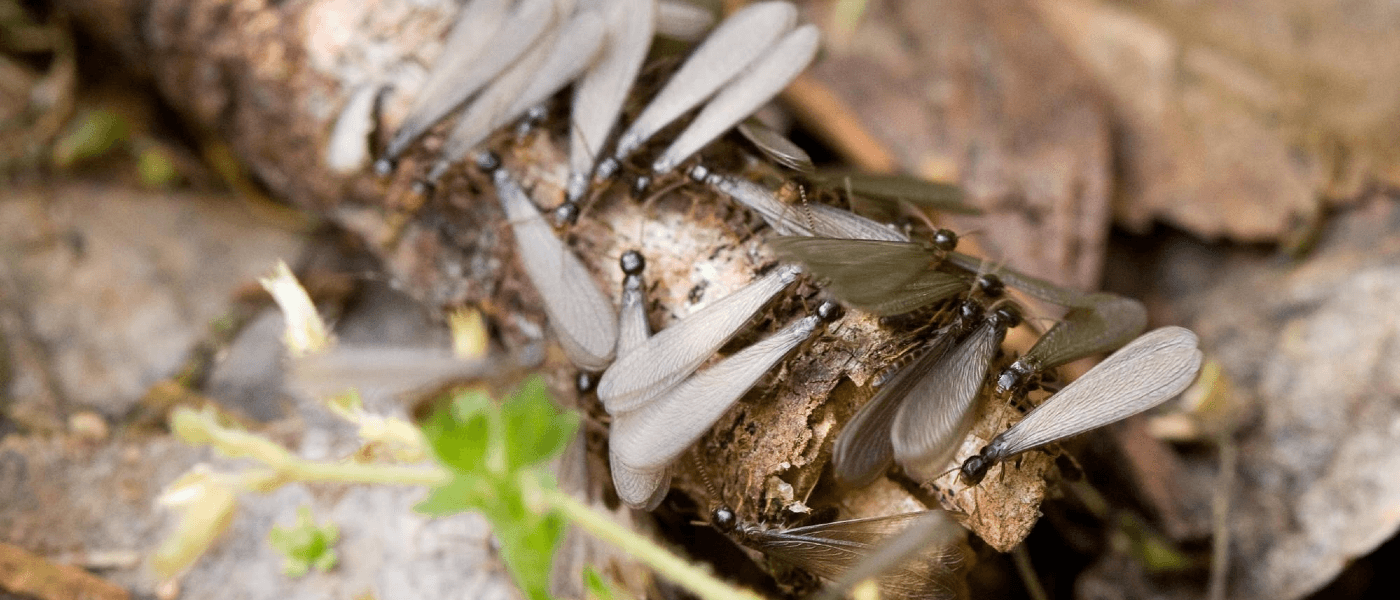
607,250,673,510
768,233,974,316
565,0,657,205
595,263,803,413
712,507,969,600
491,165,618,371
649,23,820,175
378,0,569,170
602,1,798,175
829,283,1010,488
655,0,715,41
691,166,909,243
609,301,842,473
959,326,1203,486
426,10,607,183
888,303,1020,480
736,118,815,173
776,237,1147,386
943,251,1148,393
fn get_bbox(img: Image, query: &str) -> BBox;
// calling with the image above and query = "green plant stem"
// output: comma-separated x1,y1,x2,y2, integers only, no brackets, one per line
286,461,451,487
543,489,763,600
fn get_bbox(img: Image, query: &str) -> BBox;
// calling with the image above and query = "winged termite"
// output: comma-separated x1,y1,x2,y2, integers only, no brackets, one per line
736,118,815,173
491,164,619,371
941,252,1150,393
890,303,1021,480
768,234,970,316
609,301,841,473
604,1,798,170
831,296,994,488
649,24,820,175
711,507,969,600
377,0,566,171
691,166,908,242
565,0,657,206
426,11,608,183
608,249,674,510
655,0,715,41
996,293,1147,394
959,326,1203,486
595,263,802,413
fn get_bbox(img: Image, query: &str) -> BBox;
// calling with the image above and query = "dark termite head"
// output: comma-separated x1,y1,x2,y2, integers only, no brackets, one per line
552,201,581,227
957,300,985,324
474,151,502,174
931,228,959,253
958,448,992,487
816,300,844,323
575,371,598,394
712,506,738,533
620,250,646,276
990,302,1022,330
975,273,1005,299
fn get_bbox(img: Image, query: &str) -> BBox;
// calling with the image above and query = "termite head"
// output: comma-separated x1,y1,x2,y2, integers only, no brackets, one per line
712,506,738,533
620,250,646,276
931,228,959,253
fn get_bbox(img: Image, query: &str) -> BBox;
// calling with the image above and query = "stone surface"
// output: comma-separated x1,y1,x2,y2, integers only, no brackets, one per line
0,185,304,421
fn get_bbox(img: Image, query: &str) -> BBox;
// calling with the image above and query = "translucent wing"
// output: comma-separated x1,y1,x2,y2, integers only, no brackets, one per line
698,171,907,241
651,24,820,174
991,326,1202,458
814,511,966,600
891,319,1002,479
945,251,1095,308
655,0,714,41
609,445,671,510
810,170,979,216
742,512,967,600
382,0,562,163
1003,293,1147,390
504,11,607,120
831,332,958,488
494,169,619,371
771,237,967,315
610,314,819,470
737,119,814,173
567,0,656,201
612,1,797,159
429,11,608,182
596,264,801,412
289,346,492,401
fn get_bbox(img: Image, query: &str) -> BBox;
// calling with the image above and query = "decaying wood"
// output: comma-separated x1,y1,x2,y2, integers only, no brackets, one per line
61,0,1056,563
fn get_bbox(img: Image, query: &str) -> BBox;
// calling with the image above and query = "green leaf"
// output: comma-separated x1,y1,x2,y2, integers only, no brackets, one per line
417,378,577,600
268,506,339,577
502,377,579,472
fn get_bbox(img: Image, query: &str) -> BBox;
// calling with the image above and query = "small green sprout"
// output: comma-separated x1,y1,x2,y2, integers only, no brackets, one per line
269,506,340,577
